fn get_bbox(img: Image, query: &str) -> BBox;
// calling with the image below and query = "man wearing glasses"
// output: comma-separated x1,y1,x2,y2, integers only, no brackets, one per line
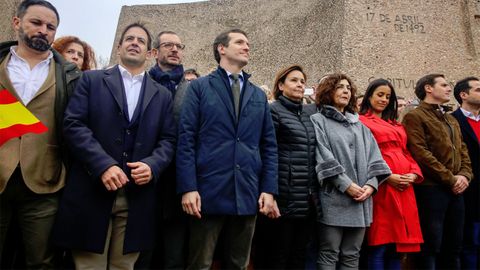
147,31,190,269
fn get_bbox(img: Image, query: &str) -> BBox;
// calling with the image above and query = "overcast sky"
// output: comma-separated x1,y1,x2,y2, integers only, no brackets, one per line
49,0,204,63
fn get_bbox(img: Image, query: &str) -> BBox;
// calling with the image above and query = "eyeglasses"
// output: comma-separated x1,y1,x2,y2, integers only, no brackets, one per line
159,42,185,50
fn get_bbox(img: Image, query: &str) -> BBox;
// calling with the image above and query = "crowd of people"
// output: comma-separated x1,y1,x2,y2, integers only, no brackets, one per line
1,0,479,270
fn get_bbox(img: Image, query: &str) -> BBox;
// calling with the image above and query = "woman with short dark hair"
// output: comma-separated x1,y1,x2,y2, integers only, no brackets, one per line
311,73,391,269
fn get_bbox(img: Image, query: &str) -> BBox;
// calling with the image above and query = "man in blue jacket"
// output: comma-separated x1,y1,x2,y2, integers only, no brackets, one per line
176,29,278,269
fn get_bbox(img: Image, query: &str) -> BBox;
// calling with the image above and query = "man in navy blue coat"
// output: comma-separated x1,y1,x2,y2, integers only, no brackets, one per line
52,23,176,269
177,29,278,269
452,76,480,269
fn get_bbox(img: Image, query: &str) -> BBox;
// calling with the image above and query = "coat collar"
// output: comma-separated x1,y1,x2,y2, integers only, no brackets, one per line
453,108,479,144
278,95,303,114
321,105,359,123
103,65,157,115
210,66,255,123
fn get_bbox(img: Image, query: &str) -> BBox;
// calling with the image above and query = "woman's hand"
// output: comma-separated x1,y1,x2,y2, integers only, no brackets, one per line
387,173,414,191
354,185,375,202
345,183,364,198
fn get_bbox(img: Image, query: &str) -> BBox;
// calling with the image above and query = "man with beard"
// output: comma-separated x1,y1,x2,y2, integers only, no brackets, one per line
52,23,175,269
0,0,80,268
146,31,190,269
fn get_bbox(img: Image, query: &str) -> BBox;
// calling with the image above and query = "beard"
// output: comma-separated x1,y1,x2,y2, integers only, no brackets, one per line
19,27,51,52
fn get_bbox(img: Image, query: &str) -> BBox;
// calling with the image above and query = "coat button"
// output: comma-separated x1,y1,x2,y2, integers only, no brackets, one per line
126,129,131,135
123,152,128,157
236,137,240,142
118,111,123,116
236,164,240,169
115,138,122,144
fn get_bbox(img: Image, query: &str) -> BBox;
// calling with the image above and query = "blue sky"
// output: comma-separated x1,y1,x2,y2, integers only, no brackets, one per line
50,0,204,63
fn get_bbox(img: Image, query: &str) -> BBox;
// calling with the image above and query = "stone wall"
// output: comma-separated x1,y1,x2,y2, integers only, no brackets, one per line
0,0,22,42
111,0,478,99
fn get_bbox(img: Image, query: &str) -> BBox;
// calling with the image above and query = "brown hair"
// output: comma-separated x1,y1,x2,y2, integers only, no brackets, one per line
415,73,444,100
315,73,357,114
52,36,96,70
272,64,307,99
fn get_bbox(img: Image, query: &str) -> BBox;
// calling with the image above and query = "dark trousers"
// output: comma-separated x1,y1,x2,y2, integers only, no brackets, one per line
461,221,480,270
0,168,59,269
414,185,464,270
187,215,256,270
254,215,314,269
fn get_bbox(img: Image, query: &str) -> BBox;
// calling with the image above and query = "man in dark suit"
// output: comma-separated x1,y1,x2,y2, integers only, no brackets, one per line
52,22,176,269
177,28,278,269
452,76,480,269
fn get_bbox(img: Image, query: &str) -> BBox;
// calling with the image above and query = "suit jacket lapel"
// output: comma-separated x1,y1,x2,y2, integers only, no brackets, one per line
455,109,479,144
240,81,254,115
103,65,124,113
141,76,157,115
210,72,236,121
0,53,20,103
29,60,55,102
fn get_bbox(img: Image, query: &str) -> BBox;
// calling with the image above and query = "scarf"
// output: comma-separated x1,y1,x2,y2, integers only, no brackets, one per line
148,64,184,95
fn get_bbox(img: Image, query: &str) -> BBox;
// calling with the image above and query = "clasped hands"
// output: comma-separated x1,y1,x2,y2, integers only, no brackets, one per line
346,183,375,201
386,173,417,191
100,162,152,191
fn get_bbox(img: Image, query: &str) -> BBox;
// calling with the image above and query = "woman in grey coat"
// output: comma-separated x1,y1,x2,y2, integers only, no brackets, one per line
311,73,391,270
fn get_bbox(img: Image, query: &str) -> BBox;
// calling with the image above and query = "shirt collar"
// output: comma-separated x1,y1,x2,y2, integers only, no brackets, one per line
226,70,244,81
10,46,53,65
118,64,145,82
460,107,480,121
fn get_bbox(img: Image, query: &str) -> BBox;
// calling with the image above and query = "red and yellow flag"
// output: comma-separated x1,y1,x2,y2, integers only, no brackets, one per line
0,89,48,146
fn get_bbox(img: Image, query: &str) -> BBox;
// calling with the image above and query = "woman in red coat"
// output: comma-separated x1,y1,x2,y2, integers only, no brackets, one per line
359,79,423,270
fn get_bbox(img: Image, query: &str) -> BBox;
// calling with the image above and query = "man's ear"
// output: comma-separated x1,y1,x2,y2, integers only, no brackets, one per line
425,84,433,94
150,48,158,58
459,91,468,100
12,16,21,32
146,49,154,60
218,44,225,56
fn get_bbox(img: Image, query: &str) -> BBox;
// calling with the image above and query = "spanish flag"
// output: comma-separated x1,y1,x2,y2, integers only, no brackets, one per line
0,89,48,146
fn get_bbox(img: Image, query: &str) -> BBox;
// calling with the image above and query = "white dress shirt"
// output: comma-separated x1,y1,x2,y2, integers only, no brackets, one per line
460,107,480,122
6,46,53,105
118,65,145,121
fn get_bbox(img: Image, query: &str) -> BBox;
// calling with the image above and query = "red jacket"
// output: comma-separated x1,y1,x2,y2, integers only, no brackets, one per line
360,113,423,252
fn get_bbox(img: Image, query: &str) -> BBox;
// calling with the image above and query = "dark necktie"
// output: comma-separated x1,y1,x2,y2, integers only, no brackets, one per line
230,74,240,118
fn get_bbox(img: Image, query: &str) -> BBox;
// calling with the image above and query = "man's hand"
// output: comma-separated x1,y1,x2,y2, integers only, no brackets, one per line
258,192,275,216
452,175,469,195
127,162,152,185
182,191,202,219
101,165,128,191
266,200,281,219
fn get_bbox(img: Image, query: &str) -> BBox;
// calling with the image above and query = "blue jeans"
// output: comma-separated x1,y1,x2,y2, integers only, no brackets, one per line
368,244,400,270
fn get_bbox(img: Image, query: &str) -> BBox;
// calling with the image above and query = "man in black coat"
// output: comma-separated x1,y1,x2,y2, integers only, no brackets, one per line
52,23,175,269
452,76,480,269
